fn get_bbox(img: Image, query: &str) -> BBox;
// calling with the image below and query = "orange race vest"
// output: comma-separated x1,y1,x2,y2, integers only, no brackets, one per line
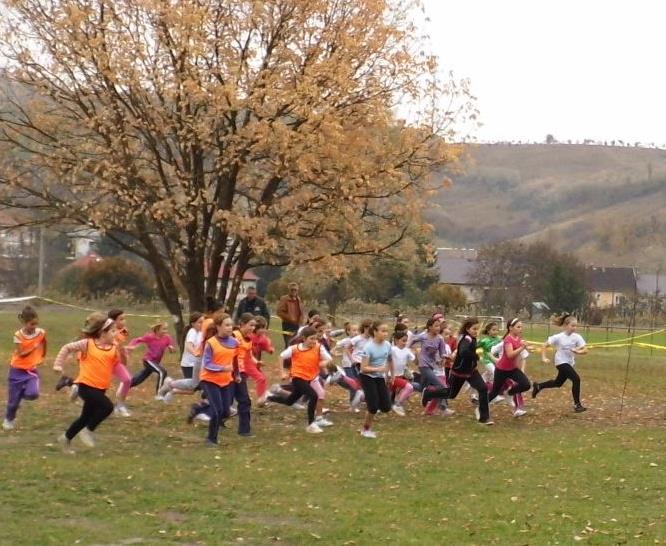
199,336,237,387
75,339,119,390
11,329,46,370
291,343,322,382
233,331,254,373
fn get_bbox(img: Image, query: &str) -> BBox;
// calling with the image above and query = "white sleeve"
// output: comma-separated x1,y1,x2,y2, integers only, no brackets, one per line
575,334,586,348
546,334,557,346
407,350,416,362
280,346,295,359
491,342,503,358
319,345,332,362
185,329,198,344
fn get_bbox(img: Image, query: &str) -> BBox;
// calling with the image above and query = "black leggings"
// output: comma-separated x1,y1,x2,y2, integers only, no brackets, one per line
359,374,391,415
448,370,490,422
488,368,531,402
536,363,581,405
65,384,114,440
270,377,318,424
131,360,168,395
181,366,193,379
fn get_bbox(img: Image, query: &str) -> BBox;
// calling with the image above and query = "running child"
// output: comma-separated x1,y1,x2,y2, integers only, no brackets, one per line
532,313,588,413
3,305,46,431
199,313,239,446
251,316,274,406
389,331,418,416
408,318,449,409
158,312,204,401
359,320,394,439
53,313,123,451
487,318,532,414
128,321,175,399
268,326,332,434
230,314,255,436
110,309,133,417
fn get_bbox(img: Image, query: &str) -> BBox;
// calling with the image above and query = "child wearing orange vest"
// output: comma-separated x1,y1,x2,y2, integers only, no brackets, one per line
231,314,255,436
267,326,332,434
200,313,239,445
53,313,123,451
3,306,46,431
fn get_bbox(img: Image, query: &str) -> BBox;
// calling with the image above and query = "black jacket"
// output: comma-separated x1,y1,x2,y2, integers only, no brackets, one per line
234,296,270,325
451,334,479,376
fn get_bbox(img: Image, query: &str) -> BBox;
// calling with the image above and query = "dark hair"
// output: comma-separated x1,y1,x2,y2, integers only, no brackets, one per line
307,309,320,319
205,297,223,314
393,330,408,342
300,326,317,339
369,320,386,337
188,312,203,326
359,318,373,334
108,309,124,321
555,313,575,327
238,313,256,326
425,318,439,331
255,316,267,329
504,317,521,338
460,317,480,336
18,305,38,324
394,323,408,333
482,321,498,336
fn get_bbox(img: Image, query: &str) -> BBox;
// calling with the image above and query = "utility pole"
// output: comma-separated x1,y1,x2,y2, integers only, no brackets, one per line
37,226,44,296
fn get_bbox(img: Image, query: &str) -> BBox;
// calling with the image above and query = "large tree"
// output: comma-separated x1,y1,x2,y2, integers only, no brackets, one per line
0,0,473,335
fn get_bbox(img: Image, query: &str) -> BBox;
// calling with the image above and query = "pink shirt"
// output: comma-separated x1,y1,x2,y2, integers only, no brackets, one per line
128,333,174,363
495,335,524,371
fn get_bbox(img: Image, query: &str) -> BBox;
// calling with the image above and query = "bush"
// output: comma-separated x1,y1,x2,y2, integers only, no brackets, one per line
425,283,467,311
51,257,156,301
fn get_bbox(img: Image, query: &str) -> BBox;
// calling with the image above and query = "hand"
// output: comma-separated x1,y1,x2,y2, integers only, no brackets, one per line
53,365,63,373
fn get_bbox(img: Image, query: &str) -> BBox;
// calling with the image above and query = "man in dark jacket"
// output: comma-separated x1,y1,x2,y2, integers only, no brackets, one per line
234,286,271,325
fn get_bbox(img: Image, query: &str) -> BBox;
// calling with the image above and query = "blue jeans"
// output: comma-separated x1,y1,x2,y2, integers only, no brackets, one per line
200,381,231,444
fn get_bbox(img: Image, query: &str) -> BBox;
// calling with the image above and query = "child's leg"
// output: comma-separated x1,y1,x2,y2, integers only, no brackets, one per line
153,362,169,395
359,374,379,430
113,363,132,404
130,361,154,388
397,382,415,405
6,369,29,421
200,382,224,444
310,378,326,418
233,376,252,435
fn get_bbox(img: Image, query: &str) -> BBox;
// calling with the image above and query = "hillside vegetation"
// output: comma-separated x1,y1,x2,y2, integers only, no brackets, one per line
430,144,666,269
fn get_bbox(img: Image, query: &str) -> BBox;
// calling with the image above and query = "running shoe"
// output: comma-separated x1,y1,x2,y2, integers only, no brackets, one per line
360,429,377,439
392,404,406,417
78,428,96,448
306,423,323,434
2,419,15,431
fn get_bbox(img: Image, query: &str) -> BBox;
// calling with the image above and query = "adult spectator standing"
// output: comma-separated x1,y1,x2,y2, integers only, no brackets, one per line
276,282,304,347
234,286,271,326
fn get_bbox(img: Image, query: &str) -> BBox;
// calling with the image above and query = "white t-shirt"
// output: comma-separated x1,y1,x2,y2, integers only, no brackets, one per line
350,334,370,364
391,346,415,377
337,337,354,367
180,328,203,367
547,332,586,366
280,344,332,362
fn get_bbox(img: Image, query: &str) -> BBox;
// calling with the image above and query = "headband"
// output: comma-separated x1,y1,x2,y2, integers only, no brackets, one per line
508,318,520,328
102,318,115,330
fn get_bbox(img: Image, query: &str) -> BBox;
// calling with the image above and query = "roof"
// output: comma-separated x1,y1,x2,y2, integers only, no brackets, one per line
436,248,478,285
585,266,636,292
205,264,259,281
70,253,103,268
636,273,662,296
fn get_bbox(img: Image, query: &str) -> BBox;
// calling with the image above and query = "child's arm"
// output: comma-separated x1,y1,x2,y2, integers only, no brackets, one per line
504,339,526,359
541,342,551,364
53,339,88,373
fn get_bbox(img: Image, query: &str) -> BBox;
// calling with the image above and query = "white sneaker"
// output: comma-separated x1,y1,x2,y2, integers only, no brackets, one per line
351,390,364,409
154,395,165,401
292,402,306,410
162,392,174,404
361,429,377,439
306,423,323,434
269,384,282,395
441,408,456,416
58,433,75,454
315,417,334,427
392,404,406,417
115,404,131,417
475,408,480,420
229,406,238,417
2,419,15,431
256,394,268,407
194,413,211,422
78,427,96,448
490,395,504,405
513,408,527,418
68,384,79,402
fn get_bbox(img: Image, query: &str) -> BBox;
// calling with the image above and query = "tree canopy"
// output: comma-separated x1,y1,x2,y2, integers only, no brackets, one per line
0,0,473,333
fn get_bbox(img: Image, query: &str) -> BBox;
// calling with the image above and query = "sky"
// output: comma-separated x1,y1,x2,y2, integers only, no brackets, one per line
420,0,666,145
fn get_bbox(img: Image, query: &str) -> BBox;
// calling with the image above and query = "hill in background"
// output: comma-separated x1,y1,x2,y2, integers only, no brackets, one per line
430,144,666,270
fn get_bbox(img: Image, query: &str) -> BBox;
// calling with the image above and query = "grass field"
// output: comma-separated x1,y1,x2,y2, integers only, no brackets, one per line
0,307,665,546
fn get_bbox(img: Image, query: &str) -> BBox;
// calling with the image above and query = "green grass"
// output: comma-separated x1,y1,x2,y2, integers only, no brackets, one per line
0,307,665,545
